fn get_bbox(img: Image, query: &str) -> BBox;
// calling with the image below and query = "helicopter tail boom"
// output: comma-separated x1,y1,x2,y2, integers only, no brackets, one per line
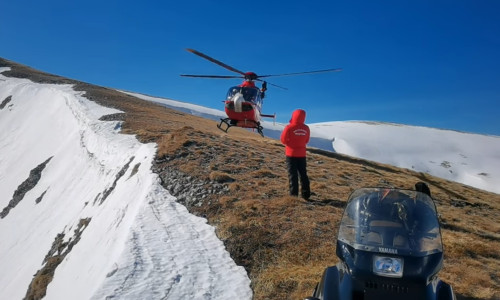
261,113,276,118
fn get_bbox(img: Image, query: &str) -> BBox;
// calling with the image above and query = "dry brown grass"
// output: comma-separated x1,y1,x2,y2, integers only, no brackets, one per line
117,98,500,300
2,57,499,300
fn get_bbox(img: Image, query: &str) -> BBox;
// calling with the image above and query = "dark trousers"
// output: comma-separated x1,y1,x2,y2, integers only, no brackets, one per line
286,156,310,199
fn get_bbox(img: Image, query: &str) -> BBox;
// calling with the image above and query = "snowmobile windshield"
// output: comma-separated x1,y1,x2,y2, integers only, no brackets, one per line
338,188,443,257
226,86,259,103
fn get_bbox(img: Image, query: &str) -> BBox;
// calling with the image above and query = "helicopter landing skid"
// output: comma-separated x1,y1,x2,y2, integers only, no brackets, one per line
217,118,232,133
217,118,264,137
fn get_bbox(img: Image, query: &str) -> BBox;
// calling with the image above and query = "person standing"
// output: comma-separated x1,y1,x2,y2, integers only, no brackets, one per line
415,181,431,197
280,109,311,200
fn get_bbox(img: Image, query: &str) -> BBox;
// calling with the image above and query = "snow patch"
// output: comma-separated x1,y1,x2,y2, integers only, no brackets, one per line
0,74,252,299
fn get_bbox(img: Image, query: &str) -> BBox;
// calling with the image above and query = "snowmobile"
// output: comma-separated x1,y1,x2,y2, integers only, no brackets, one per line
305,187,456,300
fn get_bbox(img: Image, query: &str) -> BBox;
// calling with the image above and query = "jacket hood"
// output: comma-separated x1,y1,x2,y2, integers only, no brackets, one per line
290,109,306,124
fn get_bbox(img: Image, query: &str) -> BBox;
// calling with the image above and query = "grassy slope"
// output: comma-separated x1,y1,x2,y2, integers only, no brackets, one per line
2,58,499,299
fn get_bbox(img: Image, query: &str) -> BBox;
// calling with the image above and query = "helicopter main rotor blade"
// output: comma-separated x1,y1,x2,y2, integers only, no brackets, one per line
186,48,246,76
255,79,288,90
258,68,343,78
180,74,243,79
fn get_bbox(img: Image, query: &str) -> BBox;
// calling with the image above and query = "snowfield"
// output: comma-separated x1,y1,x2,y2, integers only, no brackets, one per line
307,121,500,194
0,68,252,300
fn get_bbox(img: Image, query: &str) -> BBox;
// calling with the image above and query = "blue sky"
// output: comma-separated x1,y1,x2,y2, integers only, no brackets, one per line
2,0,499,136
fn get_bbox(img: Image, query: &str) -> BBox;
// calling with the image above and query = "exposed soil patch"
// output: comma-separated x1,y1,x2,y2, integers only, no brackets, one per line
24,218,91,300
0,95,12,109
96,156,134,205
1,157,52,218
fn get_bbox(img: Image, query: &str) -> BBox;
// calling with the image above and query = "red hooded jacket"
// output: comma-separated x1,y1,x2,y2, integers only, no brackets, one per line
239,81,256,88
280,109,310,157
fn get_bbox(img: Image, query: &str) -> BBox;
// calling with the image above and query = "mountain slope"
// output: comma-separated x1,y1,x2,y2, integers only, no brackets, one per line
0,59,251,300
1,58,499,299
125,91,500,195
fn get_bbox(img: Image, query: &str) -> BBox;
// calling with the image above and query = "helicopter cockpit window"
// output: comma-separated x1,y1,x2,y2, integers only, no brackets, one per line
226,87,240,100
226,86,259,103
241,87,258,102
337,188,443,256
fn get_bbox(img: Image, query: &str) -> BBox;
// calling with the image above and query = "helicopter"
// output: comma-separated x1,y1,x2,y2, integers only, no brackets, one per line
181,48,342,137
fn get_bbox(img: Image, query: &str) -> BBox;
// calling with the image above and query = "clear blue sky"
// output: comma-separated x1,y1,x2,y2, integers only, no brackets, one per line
2,0,499,136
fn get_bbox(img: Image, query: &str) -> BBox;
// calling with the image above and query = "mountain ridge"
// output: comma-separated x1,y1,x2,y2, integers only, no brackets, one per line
1,57,499,299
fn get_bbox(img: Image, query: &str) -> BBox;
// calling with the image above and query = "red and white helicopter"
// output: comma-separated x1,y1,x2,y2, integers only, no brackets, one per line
181,48,341,137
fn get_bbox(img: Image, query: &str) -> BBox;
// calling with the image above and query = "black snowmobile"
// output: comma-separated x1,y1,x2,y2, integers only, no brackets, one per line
305,187,456,300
